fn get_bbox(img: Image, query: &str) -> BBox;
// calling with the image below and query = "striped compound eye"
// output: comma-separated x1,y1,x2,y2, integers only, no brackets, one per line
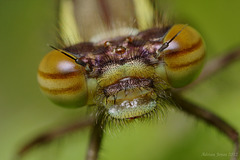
37,50,88,108
157,24,205,88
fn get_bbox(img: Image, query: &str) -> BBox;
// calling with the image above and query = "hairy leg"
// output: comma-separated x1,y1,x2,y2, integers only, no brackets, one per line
175,48,240,92
86,120,104,160
16,117,94,159
172,93,239,160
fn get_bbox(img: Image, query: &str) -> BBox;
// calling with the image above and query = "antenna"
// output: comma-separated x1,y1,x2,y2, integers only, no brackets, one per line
156,24,188,57
49,45,87,67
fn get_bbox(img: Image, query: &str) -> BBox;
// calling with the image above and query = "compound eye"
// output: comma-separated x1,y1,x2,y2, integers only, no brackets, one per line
37,50,88,108
159,24,205,88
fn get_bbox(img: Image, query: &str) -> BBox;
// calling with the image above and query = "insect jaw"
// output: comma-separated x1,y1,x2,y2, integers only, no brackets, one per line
94,74,171,121
103,77,153,97
98,85,157,120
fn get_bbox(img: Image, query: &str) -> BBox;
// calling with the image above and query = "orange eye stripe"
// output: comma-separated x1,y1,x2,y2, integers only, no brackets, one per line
164,38,203,58
168,55,205,70
165,39,205,70
38,70,83,79
39,83,84,95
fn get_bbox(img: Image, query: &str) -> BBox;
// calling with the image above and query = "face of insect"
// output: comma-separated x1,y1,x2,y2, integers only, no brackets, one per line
38,24,205,121
2,0,240,160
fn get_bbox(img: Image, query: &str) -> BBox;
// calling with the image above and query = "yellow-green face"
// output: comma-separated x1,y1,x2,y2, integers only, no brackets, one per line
38,24,205,120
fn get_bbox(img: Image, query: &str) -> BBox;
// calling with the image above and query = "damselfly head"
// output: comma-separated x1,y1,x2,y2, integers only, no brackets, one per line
38,22,205,123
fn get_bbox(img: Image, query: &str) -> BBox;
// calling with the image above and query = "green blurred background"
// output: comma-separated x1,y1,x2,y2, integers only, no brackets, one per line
1,0,240,160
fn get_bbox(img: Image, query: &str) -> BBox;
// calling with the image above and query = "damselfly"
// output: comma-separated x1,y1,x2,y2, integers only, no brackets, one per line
16,0,240,160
